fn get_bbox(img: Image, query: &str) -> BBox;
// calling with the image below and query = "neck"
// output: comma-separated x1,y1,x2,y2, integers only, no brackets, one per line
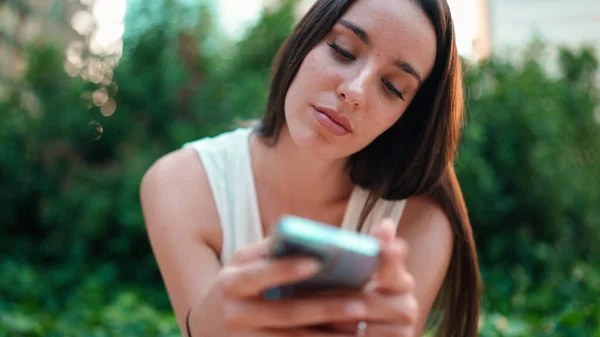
252,124,354,208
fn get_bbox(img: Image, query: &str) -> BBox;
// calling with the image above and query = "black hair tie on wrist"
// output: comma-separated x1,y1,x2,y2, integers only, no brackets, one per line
186,307,193,337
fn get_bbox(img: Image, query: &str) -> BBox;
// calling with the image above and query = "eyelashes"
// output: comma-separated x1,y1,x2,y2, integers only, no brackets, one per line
327,42,356,61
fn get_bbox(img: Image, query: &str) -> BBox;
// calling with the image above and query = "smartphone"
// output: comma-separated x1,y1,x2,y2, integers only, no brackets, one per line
264,215,380,300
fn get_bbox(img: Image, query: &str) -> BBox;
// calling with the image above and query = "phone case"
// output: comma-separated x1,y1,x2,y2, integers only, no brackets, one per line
264,216,380,300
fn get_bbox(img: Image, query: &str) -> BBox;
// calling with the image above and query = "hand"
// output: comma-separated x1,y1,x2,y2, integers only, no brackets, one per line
325,219,419,337
188,238,369,337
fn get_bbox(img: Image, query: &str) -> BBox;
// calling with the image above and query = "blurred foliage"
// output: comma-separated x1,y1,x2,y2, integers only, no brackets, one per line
0,0,599,336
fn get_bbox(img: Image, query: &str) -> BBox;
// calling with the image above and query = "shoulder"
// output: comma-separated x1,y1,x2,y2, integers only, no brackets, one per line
140,147,222,253
398,195,453,251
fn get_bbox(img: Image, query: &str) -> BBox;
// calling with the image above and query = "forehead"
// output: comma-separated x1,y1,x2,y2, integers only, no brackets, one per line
339,0,437,79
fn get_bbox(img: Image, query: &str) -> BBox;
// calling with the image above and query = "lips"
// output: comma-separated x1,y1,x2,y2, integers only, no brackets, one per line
313,106,353,133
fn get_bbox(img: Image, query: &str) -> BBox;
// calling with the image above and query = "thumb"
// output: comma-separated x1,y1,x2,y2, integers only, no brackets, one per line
228,238,272,266
370,218,396,243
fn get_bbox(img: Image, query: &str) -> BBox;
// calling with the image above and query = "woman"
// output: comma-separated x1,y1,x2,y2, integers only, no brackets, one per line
140,0,481,336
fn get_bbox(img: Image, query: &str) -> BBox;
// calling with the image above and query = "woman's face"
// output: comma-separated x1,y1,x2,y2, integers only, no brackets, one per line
284,0,437,159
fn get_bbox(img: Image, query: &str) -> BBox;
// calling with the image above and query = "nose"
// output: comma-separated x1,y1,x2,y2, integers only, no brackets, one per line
337,67,372,108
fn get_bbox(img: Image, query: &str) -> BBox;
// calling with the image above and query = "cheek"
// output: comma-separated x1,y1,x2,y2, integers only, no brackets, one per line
297,47,338,89
285,48,337,111
368,103,406,133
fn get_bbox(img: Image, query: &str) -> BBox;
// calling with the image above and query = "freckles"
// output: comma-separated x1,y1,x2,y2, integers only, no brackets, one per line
310,55,327,76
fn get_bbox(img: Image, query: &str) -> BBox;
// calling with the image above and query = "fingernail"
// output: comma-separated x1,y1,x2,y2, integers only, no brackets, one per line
296,260,321,276
345,301,366,317
364,279,379,292
394,241,409,256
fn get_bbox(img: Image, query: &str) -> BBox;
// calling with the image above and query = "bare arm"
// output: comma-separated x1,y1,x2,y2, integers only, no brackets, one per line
140,148,397,337
140,148,223,332
397,196,454,337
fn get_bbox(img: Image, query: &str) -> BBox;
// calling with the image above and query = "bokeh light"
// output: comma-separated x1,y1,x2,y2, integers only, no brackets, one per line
88,120,104,140
65,0,126,121
92,88,109,107
71,10,95,36
100,98,117,117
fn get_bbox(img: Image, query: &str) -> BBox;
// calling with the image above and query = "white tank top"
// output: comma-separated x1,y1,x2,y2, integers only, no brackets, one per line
184,128,407,264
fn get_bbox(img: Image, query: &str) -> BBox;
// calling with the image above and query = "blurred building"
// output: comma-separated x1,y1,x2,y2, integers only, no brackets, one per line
484,0,600,57
0,0,82,83
265,0,489,60
269,0,599,66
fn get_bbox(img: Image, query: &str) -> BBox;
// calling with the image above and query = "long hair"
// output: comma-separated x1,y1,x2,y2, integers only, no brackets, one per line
256,1,481,336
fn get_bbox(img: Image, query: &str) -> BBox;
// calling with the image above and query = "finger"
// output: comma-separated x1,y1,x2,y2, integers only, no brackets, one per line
365,219,398,287
229,238,273,265
218,257,321,298
233,297,368,328
375,241,413,293
360,323,414,337
324,321,414,337
323,322,360,334
370,218,397,243
245,328,356,337
361,292,419,326
233,293,417,329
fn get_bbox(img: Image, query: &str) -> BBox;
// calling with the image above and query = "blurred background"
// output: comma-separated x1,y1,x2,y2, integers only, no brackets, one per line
0,0,599,336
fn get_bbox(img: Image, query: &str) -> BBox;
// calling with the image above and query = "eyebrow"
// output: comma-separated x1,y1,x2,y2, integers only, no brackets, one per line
338,19,370,45
395,60,422,86
337,19,423,87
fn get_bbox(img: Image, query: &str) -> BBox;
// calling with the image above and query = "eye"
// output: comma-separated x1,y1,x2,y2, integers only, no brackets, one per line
328,41,405,102
327,42,356,62
382,80,405,101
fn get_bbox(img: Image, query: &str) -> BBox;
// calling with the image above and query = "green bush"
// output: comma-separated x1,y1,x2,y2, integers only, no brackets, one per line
0,261,179,337
458,44,600,336
0,1,598,335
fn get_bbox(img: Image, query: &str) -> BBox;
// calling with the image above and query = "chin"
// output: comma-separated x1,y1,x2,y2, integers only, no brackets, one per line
287,121,354,160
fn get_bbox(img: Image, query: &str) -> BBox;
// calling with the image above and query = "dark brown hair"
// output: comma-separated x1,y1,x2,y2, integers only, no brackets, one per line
256,0,481,336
